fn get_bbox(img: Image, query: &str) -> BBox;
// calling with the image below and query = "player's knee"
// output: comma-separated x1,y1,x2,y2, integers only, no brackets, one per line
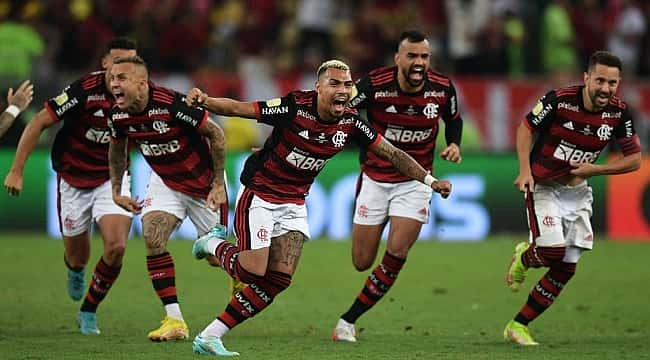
352,254,374,272
105,242,126,263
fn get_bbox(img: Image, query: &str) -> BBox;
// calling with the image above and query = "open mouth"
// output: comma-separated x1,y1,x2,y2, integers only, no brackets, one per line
332,97,347,112
596,92,609,105
409,66,425,82
113,90,126,106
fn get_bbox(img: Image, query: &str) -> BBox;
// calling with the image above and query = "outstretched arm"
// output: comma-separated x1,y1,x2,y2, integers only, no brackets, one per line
0,80,34,138
369,137,451,198
186,87,257,118
4,108,55,196
198,119,227,210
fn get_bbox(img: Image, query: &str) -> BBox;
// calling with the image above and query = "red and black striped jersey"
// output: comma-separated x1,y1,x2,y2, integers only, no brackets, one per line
525,85,641,182
46,71,115,189
242,90,381,205
108,82,212,198
349,66,462,182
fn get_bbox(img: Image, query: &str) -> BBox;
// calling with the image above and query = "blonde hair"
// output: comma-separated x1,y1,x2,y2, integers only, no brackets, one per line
317,59,350,78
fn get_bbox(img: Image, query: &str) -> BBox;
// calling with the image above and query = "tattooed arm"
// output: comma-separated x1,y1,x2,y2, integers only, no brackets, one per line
198,119,227,210
109,138,141,213
369,137,452,198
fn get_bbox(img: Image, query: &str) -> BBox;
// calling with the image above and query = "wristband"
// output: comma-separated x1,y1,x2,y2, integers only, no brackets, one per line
424,174,438,187
4,105,20,118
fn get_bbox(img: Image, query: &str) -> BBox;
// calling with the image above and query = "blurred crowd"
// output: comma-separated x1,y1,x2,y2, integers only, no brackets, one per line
1,0,650,150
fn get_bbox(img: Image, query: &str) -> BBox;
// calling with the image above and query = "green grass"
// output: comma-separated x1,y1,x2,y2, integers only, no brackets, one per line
1,234,649,359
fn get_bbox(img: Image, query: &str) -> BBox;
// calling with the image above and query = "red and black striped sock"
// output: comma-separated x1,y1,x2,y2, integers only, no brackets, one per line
215,242,263,284
146,252,178,305
521,246,566,268
80,258,121,312
514,261,576,325
216,271,292,329
341,251,406,323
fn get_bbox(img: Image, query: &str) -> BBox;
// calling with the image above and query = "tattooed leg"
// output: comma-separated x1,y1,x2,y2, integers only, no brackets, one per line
268,231,305,275
142,211,180,256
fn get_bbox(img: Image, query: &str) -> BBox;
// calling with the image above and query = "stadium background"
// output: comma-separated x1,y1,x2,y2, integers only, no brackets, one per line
0,0,647,240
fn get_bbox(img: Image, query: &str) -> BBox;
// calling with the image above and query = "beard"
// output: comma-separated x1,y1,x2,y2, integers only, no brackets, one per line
402,67,425,88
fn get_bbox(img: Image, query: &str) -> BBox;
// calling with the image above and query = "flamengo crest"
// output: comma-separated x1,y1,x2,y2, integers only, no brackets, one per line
423,103,438,119
332,131,347,147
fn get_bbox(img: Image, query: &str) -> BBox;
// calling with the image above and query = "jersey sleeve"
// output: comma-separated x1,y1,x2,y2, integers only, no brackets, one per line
174,93,209,129
353,115,381,147
348,75,372,109
107,109,127,140
254,94,296,127
614,107,642,155
442,80,462,145
524,90,557,131
44,78,86,122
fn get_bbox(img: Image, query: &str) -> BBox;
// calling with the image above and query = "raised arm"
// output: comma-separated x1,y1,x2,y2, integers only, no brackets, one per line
186,87,257,118
198,119,227,210
0,80,34,138
4,108,55,196
369,137,451,198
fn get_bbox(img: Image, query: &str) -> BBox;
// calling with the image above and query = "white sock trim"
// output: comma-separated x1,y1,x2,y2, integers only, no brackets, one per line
164,303,183,321
201,319,230,338
206,237,224,255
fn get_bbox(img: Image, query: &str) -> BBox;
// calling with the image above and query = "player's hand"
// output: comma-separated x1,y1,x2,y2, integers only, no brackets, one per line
206,183,227,212
113,195,143,214
569,161,598,178
432,180,452,199
513,172,535,193
7,80,34,111
4,170,24,196
440,143,462,163
186,87,207,107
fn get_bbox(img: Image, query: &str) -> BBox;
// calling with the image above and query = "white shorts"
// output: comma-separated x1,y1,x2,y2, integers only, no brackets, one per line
233,186,310,250
141,172,226,236
353,173,433,225
526,181,594,250
58,174,132,237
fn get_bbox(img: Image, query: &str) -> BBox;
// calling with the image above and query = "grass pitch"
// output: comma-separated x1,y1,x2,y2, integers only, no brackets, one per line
1,234,649,359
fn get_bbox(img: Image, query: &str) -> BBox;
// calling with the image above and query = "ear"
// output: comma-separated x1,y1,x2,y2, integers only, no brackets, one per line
394,52,399,65
583,72,589,85
101,55,109,70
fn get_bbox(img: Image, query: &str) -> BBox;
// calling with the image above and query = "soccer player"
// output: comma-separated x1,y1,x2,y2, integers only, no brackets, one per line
185,59,452,356
0,80,34,138
106,56,228,342
3,38,137,335
504,51,642,345
332,30,463,342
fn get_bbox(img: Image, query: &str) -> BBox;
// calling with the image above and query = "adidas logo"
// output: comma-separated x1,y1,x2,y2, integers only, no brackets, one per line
385,105,397,113
563,121,574,130
93,109,104,117
298,130,309,139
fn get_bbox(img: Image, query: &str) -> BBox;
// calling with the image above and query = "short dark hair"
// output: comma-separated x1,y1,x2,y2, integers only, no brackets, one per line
588,51,622,73
398,30,427,49
106,37,137,53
